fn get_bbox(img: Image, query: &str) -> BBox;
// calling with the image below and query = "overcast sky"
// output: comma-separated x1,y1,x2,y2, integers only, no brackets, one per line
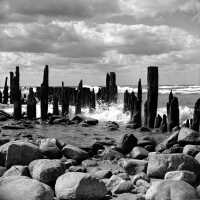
1,0,200,86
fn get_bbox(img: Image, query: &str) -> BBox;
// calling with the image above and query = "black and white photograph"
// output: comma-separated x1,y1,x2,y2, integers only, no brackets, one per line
0,0,200,200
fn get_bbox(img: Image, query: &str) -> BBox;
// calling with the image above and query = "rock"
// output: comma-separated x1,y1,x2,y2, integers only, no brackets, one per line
102,149,124,160
39,138,62,159
84,117,98,126
0,140,43,168
113,180,133,194
137,136,156,148
134,179,150,195
0,137,10,146
55,172,107,200
156,130,179,152
68,165,87,172
62,144,89,162
147,152,200,178
61,158,77,169
3,165,29,177
112,193,145,200
93,169,112,179
178,127,200,145
82,159,98,168
130,147,149,159
106,175,124,193
0,176,54,200
195,152,200,164
119,159,148,175
119,133,138,154
183,145,200,157
197,185,200,197
145,180,199,200
164,170,196,185
29,159,65,184
162,144,183,154
131,172,150,185
105,121,119,131
0,166,6,177
71,115,98,125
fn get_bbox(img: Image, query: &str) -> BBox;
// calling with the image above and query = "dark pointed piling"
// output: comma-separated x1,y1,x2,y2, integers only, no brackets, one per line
154,114,162,128
106,73,110,102
123,90,130,112
0,90,2,103
144,100,148,127
167,93,180,131
89,89,96,112
10,72,14,104
13,66,22,120
191,98,200,131
53,89,59,115
185,119,190,128
75,80,83,114
190,119,193,129
3,77,8,104
109,72,118,103
27,88,37,120
40,65,49,120
160,114,167,133
61,82,69,116
146,66,158,128
137,79,142,127
130,92,137,121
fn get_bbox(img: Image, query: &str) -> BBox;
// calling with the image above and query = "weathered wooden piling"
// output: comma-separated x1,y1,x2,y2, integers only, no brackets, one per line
89,89,96,112
27,88,37,120
53,89,59,115
106,73,110,102
154,114,162,128
3,77,8,104
191,98,200,132
123,90,130,112
61,82,69,116
40,65,49,120
9,72,14,104
185,119,190,128
13,66,22,120
109,72,118,103
0,90,2,103
145,66,158,128
75,80,83,114
137,79,142,127
160,114,167,133
167,91,180,131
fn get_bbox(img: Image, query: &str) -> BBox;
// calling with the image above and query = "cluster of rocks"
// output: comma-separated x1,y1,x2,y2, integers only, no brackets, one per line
0,126,200,200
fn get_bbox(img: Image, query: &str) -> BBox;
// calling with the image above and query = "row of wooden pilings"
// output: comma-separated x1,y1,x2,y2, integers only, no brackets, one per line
1,65,200,132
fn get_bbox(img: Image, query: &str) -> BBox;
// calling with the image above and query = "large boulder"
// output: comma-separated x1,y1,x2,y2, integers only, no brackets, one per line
164,170,196,185
178,127,200,145
118,133,138,154
146,180,199,200
62,144,89,162
0,176,54,200
55,172,107,200
3,165,29,177
147,152,200,178
39,138,62,159
0,140,43,168
29,159,65,184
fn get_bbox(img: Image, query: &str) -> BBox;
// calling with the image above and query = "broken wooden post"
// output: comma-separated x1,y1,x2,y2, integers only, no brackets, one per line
89,89,96,112
167,91,179,131
123,90,129,112
137,78,142,127
10,72,14,104
160,114,167,133
154,114,162,128
13,66,22,120
106,73,110,102
40,65,49,120
53,89,59,115
3,77,8,104
75,80,82,114
109,72,118,103
191,98,200,132
0,90,2,103
146,66,158,128
61,82,69,116
27,87,37,120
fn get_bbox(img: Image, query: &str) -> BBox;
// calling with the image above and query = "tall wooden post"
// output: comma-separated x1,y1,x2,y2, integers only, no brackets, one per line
89,89,96,112
3,77,8,104
53,89,59,115
0,90,2,103
137,78,142,127
146,66,158,128
27,87,37,120
40,65,49,120
10,72,14,104
61,82,69,116
75,80,82,114
191,98,200,132
13,66,22,120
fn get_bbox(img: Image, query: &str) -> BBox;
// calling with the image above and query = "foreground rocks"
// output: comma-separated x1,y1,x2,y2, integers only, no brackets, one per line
0,176,54,200
55,172,107,200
